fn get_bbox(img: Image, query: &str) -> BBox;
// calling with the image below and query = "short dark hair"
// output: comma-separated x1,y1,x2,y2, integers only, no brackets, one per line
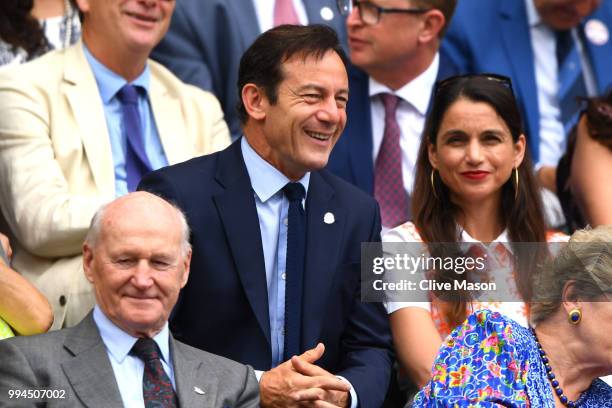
236,24,348,124
411,0,457,37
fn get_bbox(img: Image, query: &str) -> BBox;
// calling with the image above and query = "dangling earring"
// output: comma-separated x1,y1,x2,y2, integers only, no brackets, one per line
568,308,582,325
514,167,519,200
431,169,438,200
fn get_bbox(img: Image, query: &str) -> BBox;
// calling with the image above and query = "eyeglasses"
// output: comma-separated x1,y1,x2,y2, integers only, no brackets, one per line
336,0,431,25
434,73,515,96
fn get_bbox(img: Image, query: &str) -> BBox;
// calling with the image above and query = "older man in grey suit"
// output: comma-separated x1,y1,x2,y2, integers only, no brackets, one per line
0,192,258,408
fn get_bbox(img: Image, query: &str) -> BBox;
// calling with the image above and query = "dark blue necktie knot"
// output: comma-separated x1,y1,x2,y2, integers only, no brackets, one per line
117,84,140,105
283,182,305,203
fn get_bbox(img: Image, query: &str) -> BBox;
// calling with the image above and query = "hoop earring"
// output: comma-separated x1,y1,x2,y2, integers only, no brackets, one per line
568,308,582,325
431,169,438,200
514,167,519,200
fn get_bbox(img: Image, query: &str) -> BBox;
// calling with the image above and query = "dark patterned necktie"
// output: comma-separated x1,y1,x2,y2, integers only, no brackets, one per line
116,84,153,192
131,338,178,408
282,182,306,361
374,93,410,228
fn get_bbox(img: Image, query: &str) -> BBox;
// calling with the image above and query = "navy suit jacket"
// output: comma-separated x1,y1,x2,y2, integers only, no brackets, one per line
151,0,348,139
440,0,612,162
138,140,393,408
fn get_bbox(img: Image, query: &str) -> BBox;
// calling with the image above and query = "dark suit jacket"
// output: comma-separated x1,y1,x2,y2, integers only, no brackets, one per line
0,313,259,408
138,140,393,408
440,0,612,162
151,0,348,139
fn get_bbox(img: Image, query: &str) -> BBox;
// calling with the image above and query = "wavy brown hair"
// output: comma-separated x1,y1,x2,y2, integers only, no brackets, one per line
0,0,47,59
412,75,548,327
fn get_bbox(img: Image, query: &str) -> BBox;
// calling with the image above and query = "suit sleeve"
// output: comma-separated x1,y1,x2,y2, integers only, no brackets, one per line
235,366,260,408
336,201,394,408
0,339,39,407
0,69,108,258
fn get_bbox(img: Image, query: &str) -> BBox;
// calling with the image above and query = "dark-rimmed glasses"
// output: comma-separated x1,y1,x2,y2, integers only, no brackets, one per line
434,73,515,96
336,0,431,25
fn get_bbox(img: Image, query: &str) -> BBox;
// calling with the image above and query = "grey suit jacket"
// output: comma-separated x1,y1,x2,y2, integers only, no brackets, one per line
0,313,259,407
151,0,348,139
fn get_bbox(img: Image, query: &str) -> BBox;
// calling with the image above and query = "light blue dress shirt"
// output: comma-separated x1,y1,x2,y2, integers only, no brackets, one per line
93,306,176,408
83,45,168,197
241,137,309,368
241,138,357,407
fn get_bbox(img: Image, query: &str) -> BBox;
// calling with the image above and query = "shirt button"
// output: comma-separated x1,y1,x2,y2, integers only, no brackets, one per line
283,218,288,226
281,273,286,280
59,295,67,306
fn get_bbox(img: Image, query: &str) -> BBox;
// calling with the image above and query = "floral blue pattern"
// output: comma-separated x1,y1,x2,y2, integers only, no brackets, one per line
413,310,612,407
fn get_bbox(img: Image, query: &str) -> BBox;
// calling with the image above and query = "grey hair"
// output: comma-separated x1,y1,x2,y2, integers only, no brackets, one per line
84,196,192,258
530,226,612,326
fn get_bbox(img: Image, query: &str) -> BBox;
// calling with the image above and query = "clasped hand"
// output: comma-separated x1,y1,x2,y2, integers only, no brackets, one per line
260,343,351,408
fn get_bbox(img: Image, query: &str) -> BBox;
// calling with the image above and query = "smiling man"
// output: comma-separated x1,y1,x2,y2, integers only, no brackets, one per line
0,192,258,408
0,0,230,330
139,24,393,408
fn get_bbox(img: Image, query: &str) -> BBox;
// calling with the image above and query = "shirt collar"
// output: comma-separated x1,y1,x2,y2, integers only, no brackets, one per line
93,305,171,365
82,43,151,104
459,227,514,255
241,137,310,202
368,52,439,116
525,0,542,28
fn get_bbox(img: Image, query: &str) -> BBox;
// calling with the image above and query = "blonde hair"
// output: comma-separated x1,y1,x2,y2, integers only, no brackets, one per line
530,226,612,326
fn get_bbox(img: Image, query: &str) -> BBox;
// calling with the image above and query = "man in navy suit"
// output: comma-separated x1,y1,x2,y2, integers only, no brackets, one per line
139,25,392,408
151,0,348,139
440,0,612,204
327,0,457,230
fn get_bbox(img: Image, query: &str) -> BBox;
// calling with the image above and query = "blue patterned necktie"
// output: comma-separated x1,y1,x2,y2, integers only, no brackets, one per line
556,29,587,131
282,182,306,361
131,338,178,408
116,84,153,192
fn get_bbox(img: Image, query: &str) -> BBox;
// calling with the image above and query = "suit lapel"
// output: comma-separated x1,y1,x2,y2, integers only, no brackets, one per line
63,42,115,197
346,66,374,194
583,10,612,92
172,338,219,408
149,70,192,165
499,1,540,159
212,141,271,345
302,172,345,348
61,314,123,408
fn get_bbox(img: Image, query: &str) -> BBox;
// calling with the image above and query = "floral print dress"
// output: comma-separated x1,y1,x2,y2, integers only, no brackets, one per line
413,310,612,407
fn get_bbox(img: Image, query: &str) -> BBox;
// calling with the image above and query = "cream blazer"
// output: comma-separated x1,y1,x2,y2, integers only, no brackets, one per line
0,42,230,329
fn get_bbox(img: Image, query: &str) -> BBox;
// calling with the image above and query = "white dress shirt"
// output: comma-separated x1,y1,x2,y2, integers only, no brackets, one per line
369,53,439,197
93,306,176,408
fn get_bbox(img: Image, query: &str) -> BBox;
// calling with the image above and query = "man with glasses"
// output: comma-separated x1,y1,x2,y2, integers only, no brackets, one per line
327,0,457,232
440,0,612,227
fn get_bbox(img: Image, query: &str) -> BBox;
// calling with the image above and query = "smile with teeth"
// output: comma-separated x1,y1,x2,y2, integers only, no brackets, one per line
306,131,332,141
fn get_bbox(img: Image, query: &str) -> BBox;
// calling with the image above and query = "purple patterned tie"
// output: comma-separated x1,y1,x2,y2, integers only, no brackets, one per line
116,85,153,192
131,338,178,408
274,0,300,26
374,93,410,228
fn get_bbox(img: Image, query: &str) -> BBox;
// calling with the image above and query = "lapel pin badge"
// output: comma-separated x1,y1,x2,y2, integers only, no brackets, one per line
324,212,335,224
585,19,609,46
320,6,334,21
194,387,206,395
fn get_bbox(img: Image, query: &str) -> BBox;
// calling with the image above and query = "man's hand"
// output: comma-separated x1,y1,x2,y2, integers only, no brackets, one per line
259,343,351,408
291,352,350,407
